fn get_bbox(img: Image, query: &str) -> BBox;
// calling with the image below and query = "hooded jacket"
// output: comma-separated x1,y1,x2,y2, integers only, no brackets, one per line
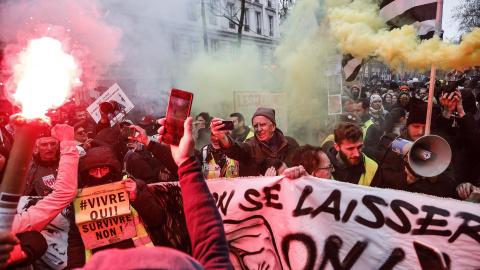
92,127,156,183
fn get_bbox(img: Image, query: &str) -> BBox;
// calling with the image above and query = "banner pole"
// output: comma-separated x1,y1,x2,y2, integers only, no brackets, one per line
425,0,443,136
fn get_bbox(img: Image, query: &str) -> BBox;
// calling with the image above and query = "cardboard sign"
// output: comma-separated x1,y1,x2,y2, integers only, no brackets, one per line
150,176,480,269
74,182,136,250
86,83,134,126
233,92,288,132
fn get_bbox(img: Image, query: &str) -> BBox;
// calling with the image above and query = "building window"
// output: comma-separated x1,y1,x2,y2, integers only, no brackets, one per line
254,0,259,3
187,1,196,21
209,1,217,25
227,3,236,29
269,16,273,36
256,11,262,34
244,8,249,31
267,0,272,7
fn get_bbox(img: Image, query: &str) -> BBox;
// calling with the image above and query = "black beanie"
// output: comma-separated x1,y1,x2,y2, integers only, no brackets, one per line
252,107,276,125
406,102,428,126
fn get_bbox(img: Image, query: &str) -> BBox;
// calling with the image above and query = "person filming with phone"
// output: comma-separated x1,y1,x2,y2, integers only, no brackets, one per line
211,107,299,176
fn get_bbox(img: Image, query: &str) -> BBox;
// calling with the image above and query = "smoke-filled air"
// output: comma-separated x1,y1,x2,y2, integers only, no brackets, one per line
1,0,479,144
328,0,480,71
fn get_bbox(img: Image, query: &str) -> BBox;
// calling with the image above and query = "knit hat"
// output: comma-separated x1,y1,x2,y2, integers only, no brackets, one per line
370,94,382,105
400,85,410,92
252,107,276,125
339,112,364,126
82,146,122,175
138,115,155,125
406,102,428,126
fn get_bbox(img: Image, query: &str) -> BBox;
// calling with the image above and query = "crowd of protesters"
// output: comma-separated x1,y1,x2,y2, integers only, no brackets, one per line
0,70,479,268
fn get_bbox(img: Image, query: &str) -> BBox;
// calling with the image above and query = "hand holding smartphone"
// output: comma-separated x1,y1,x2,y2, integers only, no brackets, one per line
218,120,234,131
162,89,194,146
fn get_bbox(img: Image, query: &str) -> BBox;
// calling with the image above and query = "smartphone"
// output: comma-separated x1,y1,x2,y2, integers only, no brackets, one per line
162,89,193,146
121,126,135,138
413,240,448,270
218,120,234,131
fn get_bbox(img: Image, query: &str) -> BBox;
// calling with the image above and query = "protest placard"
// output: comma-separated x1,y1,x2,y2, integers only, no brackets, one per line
87,83,134,126
73,182,136,250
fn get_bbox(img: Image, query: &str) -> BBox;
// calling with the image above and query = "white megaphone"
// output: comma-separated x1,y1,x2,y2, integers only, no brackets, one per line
391,135,452,178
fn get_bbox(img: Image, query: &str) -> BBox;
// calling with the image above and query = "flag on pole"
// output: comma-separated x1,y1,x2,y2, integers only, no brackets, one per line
342,54,363,82
379,0,439,39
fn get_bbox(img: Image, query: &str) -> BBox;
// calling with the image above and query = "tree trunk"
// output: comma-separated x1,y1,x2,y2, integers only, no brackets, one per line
237,0,246,48
201,0,209,53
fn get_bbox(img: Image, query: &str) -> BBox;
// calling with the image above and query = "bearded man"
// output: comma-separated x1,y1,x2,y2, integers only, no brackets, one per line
326,122,379,186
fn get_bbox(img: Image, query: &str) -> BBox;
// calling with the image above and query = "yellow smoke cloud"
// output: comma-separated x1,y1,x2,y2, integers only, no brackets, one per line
328,0,480,71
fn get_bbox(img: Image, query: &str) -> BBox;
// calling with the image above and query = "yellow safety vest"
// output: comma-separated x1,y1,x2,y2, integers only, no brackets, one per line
202,148,239,179
321,134,335,148
362,119,374,142
85,207,154,262
244,131,254,142
331,153,378,186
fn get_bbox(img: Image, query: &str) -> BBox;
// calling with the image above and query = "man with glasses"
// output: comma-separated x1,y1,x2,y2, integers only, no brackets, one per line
325,122,379,186
211,107,299,176
292,145,334,179
73,122,93,154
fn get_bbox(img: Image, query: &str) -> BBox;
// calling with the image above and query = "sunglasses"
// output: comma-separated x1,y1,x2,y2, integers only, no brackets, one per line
76,130,86,135
89,167,110,175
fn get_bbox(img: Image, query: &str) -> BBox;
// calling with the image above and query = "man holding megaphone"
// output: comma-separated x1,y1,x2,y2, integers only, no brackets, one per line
376,101,456,198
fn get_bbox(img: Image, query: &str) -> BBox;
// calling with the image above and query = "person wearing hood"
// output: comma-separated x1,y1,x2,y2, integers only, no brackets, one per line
369,94,388,132
376,101,456,198
211,107,299,176
66,146,165,266
325,122,380,186
91,126,156,183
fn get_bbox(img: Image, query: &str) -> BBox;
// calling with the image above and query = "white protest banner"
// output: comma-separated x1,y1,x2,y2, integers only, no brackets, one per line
87,83,134,125
151,176,480,269
234,92,287,132
73,182,136,250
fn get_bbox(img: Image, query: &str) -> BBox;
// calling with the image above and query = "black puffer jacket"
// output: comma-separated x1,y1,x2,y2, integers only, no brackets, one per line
91,127,156,183
376,133,456,198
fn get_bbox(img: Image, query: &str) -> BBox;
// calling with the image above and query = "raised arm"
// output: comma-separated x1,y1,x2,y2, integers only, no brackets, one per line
11,124,78,234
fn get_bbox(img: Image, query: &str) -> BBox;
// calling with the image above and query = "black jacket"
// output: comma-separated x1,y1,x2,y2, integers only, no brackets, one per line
376,133,456,198
92,127,156,183
362,115,382,162
220,129,299,176
326,146,380,186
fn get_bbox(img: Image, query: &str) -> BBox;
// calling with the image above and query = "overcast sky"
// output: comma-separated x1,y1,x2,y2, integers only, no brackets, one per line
442,0,460,41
